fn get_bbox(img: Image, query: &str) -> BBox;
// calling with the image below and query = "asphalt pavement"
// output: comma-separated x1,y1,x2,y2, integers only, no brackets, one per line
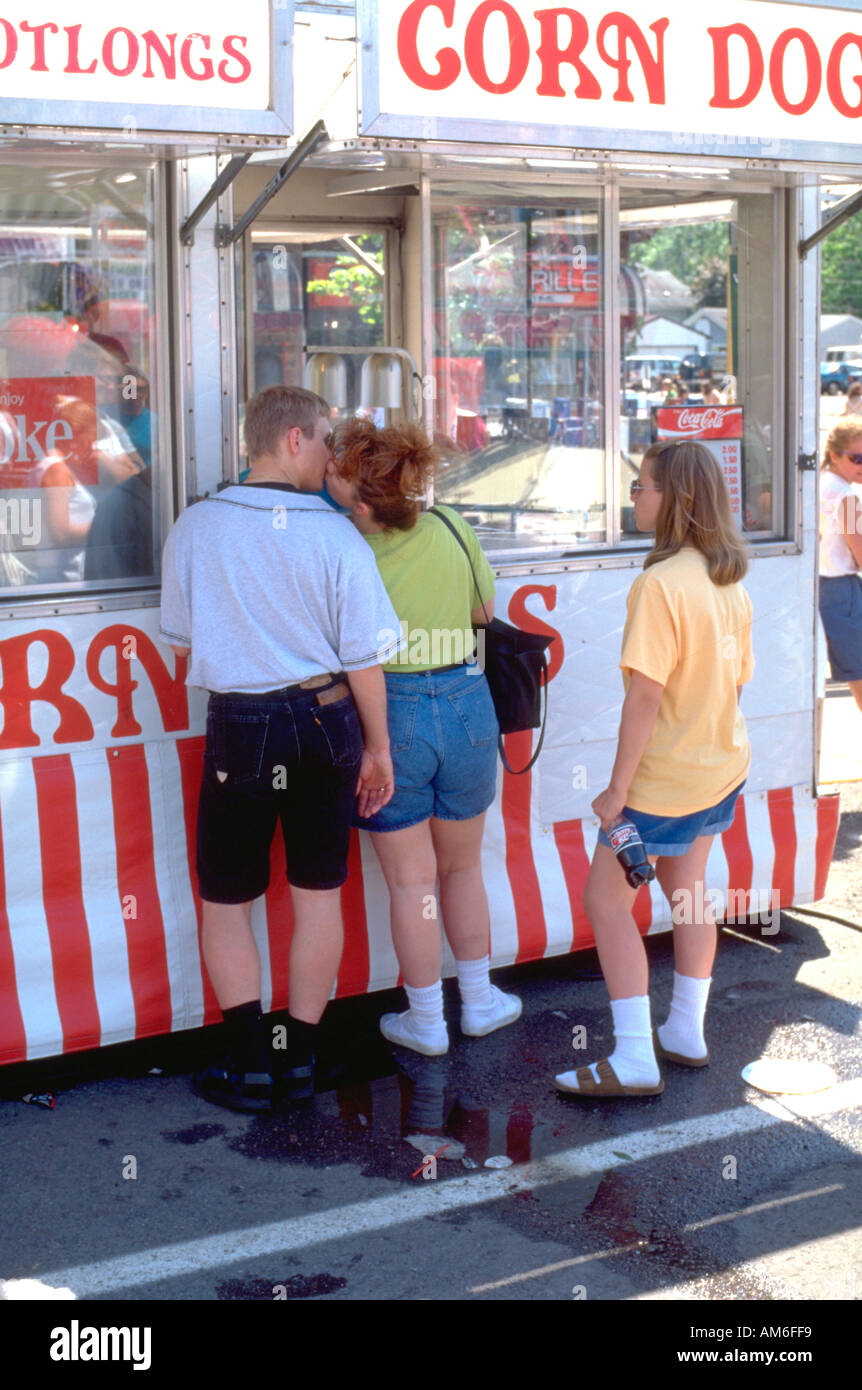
1,697,860,1316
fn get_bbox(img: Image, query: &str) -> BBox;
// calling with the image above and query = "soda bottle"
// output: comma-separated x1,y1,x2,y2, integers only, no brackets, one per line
607,818,656,889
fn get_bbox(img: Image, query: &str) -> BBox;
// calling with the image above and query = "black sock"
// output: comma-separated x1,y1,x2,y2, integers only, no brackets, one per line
279,1015,319,1069
222,1000,272,1075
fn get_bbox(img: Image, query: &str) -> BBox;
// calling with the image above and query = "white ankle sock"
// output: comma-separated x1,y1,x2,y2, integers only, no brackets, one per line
601,994,660,1086
404,979,445,1033
658,972,711,1060
455,954,493,1008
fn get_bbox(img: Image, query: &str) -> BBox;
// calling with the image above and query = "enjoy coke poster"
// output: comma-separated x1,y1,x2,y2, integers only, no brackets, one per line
653,404,743,525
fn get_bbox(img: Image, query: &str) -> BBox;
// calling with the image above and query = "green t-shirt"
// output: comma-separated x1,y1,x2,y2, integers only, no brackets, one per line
367,505,496,672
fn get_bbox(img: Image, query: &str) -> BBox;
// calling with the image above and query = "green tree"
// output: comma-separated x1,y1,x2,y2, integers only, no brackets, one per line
631,223,729,298
821,215,862,319
306,236,384,334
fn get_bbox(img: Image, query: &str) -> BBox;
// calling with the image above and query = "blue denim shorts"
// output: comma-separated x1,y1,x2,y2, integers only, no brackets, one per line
597,781,746,857
819,574,862,682
355,665,499,832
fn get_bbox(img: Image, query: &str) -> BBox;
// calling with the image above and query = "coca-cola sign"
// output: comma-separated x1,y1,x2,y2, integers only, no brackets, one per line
359,0,862,163
655,405,744,441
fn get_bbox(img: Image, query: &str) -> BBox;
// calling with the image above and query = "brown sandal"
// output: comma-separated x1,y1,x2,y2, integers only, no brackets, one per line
652,1027,709,1068
555,1057,664,1098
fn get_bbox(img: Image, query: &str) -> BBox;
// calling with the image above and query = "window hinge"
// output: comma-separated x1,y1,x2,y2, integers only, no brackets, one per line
797,451,818,470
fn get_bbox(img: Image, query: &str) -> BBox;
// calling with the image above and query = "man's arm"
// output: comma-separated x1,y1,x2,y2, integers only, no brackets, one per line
345,664,393,818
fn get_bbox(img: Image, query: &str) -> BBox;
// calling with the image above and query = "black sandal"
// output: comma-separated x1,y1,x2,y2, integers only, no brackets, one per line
192,1060,273,1113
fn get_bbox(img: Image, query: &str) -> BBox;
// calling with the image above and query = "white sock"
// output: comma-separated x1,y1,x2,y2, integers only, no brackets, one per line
559,995,659,1090
601,995,660,1086
658,973,711,1060
455,954,493,1008
403,980,445,1034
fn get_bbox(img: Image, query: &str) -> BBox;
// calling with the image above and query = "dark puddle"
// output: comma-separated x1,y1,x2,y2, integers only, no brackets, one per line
228,1057,555,1183
217,1272,347,1300
578,1170,716,1279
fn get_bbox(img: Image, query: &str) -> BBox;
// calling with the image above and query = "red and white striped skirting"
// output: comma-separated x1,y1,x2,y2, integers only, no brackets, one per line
0,737,841,1064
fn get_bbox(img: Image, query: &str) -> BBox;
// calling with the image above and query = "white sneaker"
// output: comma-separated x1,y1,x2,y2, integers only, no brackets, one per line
461,985,523,1037
379,1009,449,1056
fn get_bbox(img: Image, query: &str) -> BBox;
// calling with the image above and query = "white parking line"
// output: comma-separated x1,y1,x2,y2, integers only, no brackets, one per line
31,1082,862,1298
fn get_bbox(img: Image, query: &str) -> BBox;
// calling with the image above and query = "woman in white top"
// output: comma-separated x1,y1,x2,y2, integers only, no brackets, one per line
819,417,862,712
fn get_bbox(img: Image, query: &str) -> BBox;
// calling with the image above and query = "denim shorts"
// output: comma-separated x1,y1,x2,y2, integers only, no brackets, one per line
197,680,363,900
355,665,499,833
596,781,746,858
819,574,862,682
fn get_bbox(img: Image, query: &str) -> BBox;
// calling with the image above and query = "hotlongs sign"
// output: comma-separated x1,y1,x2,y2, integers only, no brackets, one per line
358,0,862,161
0,0,292,137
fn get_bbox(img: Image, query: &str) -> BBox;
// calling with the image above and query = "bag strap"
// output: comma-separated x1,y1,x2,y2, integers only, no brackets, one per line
428,506,548,776
428,506,491,625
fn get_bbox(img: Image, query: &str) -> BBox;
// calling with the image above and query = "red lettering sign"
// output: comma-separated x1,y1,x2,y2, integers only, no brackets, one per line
508,585,564,682
397,0,460,90
535,8,601,100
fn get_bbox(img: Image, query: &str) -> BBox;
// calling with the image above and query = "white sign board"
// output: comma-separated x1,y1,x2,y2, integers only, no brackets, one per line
359,0,862,161
0,0,292,136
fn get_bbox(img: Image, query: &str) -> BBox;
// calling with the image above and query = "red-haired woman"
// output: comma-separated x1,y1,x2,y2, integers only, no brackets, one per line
327,420,521,1056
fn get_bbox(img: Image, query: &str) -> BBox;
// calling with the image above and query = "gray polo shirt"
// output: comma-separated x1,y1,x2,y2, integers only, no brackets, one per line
159,485,401,693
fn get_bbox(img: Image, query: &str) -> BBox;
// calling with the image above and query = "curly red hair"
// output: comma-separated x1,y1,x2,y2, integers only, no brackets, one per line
334,418,437,530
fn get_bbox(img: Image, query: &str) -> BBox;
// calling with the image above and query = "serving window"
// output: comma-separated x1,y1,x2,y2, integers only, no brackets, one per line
0,161,161,597
430,175,786,559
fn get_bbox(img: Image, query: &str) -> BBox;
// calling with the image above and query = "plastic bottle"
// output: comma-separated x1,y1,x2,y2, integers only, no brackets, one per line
607,818,656,889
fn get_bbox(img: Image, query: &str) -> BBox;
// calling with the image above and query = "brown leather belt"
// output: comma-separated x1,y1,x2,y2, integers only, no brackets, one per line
213,672,348,703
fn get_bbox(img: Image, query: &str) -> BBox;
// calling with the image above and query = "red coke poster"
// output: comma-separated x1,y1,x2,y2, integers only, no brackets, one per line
0,376,97,489
652,404,743,525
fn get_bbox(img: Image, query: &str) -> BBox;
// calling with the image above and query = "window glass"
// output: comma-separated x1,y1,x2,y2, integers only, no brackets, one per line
0,163,159,593
431,194,604,555
619,189,780,536
244,230,386,465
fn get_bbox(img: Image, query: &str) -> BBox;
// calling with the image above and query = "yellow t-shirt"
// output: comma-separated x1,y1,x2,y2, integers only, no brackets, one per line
619,549,754,816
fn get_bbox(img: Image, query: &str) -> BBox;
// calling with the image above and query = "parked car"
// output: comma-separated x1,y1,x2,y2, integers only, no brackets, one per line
820,358,862,394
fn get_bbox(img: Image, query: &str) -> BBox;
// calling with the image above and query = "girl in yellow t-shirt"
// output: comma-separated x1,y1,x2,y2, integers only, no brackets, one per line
556,440,753,1098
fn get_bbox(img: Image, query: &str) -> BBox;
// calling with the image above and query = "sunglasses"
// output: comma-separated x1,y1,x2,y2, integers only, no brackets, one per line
630,481,663,496
841,451,862,465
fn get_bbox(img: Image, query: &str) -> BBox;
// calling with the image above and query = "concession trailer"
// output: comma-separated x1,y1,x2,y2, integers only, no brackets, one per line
0,0,852,1064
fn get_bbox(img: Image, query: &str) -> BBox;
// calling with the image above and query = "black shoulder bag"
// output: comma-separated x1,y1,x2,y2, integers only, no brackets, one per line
429,507,554,775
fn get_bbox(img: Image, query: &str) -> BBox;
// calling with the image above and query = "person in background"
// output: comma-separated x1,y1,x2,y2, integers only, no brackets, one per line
555,439,753,1098
818,417,862,713
29,396,142,583
702,377,723,406
326,419,521,1056
160,386,401,1112
842,382,862,416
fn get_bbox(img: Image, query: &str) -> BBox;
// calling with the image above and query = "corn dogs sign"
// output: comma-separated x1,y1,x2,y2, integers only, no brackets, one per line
358,0,862,159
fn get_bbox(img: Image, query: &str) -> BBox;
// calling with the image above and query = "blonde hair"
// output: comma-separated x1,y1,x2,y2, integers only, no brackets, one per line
334,418,436,530
823,415,862,469
643,439,748,584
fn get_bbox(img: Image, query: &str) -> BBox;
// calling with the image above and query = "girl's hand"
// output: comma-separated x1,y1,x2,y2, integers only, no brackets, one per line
356,747,394,819
592,786,627,832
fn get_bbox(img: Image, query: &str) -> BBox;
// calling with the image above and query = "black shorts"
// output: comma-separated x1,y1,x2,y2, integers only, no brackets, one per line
196,682,363,901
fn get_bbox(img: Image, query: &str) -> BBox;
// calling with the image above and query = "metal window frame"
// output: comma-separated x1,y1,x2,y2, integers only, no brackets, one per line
236,215,399,427
422,170,792,571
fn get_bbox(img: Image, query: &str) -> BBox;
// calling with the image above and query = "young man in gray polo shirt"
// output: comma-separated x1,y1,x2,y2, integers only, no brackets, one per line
160,385,400,1112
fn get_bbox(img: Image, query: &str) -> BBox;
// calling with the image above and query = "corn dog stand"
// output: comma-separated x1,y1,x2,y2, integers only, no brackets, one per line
0,0,851,1064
